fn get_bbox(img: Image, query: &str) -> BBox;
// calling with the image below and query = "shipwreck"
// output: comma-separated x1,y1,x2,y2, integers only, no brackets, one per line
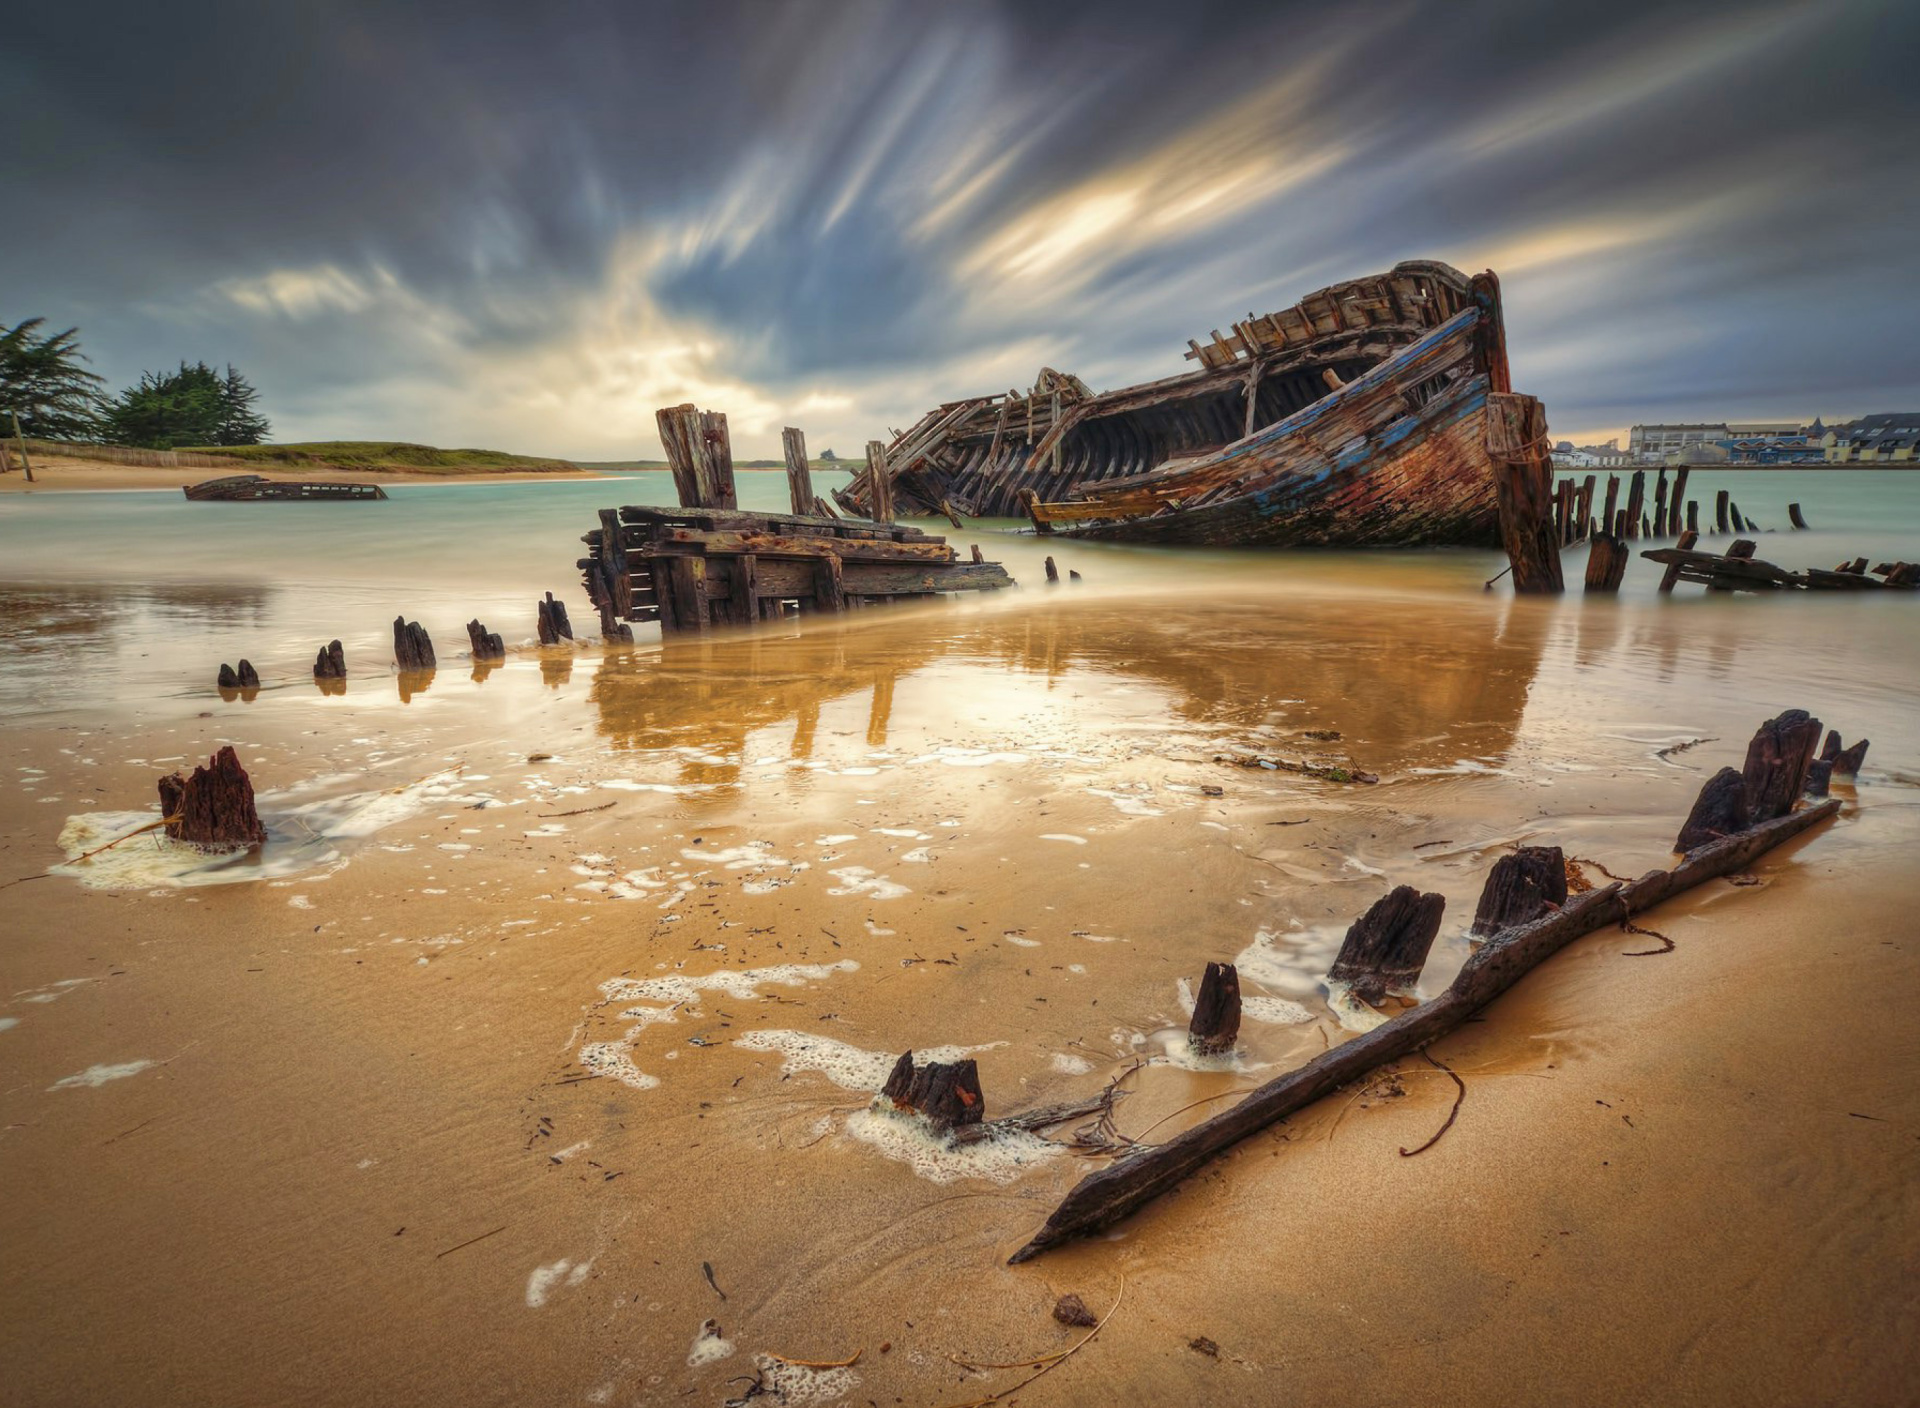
834,260,1547,550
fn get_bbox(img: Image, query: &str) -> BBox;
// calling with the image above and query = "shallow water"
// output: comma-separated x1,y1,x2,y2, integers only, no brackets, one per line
2,467,1917,1406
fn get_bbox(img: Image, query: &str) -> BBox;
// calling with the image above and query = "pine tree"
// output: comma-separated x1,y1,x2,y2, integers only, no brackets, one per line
215,364,271,445
0,317,107,440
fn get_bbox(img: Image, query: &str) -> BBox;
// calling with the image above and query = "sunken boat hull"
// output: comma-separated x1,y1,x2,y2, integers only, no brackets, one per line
836,260,1522,548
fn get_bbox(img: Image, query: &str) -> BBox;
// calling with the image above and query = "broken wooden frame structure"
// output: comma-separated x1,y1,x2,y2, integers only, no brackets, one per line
1641,541,1920,594
578,405,1013,637
995,709,1853,1262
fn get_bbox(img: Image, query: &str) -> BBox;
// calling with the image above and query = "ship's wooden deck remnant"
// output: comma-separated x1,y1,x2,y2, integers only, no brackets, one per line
578,406,1014,637
183,474,388,501
1640,542,1919,594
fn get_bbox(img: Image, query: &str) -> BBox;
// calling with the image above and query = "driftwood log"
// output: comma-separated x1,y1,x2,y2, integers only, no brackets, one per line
157,745,267,850
1326,886,1446,1005
313,640,345,679
1187,962,1241,1055
465,619,506,663
1470,845,1566,936
882,1052,984,1131
536,592,573,646
1008,797,1841,1263
393,617,435,671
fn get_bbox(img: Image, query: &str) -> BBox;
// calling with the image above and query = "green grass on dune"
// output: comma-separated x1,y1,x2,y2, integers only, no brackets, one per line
182,441,579,473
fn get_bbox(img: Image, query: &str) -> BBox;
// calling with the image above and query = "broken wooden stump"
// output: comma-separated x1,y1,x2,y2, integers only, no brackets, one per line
1686,499,1699,535
1327,885,1445,1006
970,544,984,564
1804,758,1832,798
157,745,266,850
1675,767,1749,851
1652,470,1669,538
1730,502,1748,533
657,404,738,510
536,592,573,646
1821,731,1870,776
781,427,814,517
465,619,506,663
393,617,436,671
1601,475,1620,536
1052,1295,1098,1328
1623,470,1645,539
865,440,895,525
1789,502,1809,530
1187,962,1241,1055
217,660,260,690
312,640,345,679
1715,489,1730,534
1583,533,1628,593
1069,568,1082,582
881,1051,984,1130
1657,530,1699,593
1487,392,1561,593
1470,845,1567,937
1742,708,1823,822
1044,555,1060,584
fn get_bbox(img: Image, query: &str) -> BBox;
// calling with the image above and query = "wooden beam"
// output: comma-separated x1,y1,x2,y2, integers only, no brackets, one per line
782,427,814,517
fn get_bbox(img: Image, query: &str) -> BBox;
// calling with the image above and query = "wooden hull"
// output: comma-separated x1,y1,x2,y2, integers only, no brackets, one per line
184,474,387,501
838,260,1526,548
1058,373,1500,547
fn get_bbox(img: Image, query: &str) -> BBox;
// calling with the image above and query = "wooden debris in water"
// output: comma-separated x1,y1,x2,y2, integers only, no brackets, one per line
392,617,435,670
1187,962,1241,1055
1656,530,1700,593
1822,731,1870,776
1584,532,1628,593
1009,769,1846,1263
217,660,260,690
157,745,266,849
1742,709,1823,821
1488,391,1561,593
312,640,345,679
535,592,573,646
781,427,814,517
1675,767,1749,851
1217,752,1378,784
1641,543,1919,594
1789,502,1809,530
465,619,505,663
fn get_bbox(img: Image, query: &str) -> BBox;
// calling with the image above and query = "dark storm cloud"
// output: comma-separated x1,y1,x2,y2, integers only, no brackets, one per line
5,0,1916,455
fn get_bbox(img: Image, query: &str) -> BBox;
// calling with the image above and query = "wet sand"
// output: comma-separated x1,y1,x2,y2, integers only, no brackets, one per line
2,483,1918,1405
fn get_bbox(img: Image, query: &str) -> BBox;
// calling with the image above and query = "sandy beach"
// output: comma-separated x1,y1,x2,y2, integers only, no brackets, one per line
0,454,612,493
2,466,1917,1405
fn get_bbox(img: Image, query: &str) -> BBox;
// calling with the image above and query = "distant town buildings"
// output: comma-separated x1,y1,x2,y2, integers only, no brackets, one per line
1825,413,1918,463
1584,414,1920,467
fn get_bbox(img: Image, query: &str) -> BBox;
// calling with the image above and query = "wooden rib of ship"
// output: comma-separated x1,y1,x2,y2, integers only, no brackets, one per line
183,473,388,501
578,405,1012,638
835,260,1543,548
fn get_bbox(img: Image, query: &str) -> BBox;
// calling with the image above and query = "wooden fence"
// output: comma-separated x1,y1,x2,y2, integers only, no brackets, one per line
19,439,240,470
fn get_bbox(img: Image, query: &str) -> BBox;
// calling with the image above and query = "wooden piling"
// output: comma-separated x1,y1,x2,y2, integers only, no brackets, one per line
1670,468,1690,533
158,745,266,849
1601,474,1620,536
313,640,346,679
1187,962,1241,1055
1820,731,1869,776
881,1052,984,1131
1044,555,1060,585
1788,502,1809,530
1470,846,1566,936
1675,767,1750,852
536,592,573,645
1686,499,1699,534
1741,709,1823,823
1715,489,1730,534
1583,533,1629,593
1623,471,1645,540
781,427,814,517
393,617,436,671
865,440,894,525
1578,474,1596,541
1327,886,1446,1006
1652,470,1669,538
656,405,738,510
1486,392,1563,593
465,619,505,662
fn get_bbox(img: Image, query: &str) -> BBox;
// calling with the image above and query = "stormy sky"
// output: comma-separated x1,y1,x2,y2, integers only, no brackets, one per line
6,0,1917,459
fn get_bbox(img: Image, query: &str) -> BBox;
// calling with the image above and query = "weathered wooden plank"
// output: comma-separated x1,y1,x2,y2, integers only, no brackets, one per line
782,427,814,517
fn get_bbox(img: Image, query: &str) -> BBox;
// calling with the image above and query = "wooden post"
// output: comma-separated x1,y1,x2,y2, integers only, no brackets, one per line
656,404,737,510
1821,731,1869,775
1578,475,1596,541
10,411,32,483
1044,555,1060,584
1652,470,1669,537
1326,886,1446,1006
1658,530,1699,593
1187,962,1241,1055
1623,470,1645,540
1741,709,1823,823
970,544,984,564
393,617,436,671
1675,767,1750,852
881,1052,984,1131
782,427,814,517
313,640,346,678
157,746,266,849
1470,846,1566,937
1601,474,1620,535
1670,467,1690,532
865,440,894,525
465,619,505,662
811,554,845,613
537,592,573,644
1612,508,1628,539
1486,392,1563,593
1583,533,1629,593
1553,478,1572,545
1715,489,1730,534
1788,502,1809,530
1686,499,1699,534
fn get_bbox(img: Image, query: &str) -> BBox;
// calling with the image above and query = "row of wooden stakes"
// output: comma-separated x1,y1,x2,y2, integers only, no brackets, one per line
870,710,1865,1264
